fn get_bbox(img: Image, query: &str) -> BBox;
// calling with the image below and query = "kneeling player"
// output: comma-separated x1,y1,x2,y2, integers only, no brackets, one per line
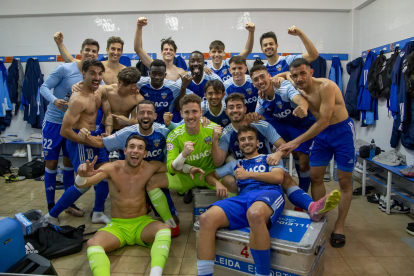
197,125,340,276
77,135,171,276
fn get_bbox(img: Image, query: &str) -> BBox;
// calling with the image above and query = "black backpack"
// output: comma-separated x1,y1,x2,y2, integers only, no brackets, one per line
0,156,12,176
19,157,45,179
403,50,414,98
377,47,399,99
253,57,264,67
368,51,387,98
136,60,149,77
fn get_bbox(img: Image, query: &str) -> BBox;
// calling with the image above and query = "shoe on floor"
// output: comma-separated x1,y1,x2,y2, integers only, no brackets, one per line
65,205,85,217
379,195,385,209
92,211,110,224
381,199,410,213
183,190,193,204
331,232,346,248
323,173,331,182
367,193,380,204
407,223,414,236
171,225,180,238
309,189,341,221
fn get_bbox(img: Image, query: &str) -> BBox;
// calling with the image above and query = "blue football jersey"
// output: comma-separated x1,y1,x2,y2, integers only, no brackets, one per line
201,102,230,127
266,54,302,77
206,58,232,82
256,80,315,128
216,154,285,194
219,121,281,159
177,72,222,102
102,123,170,161
137,77,192,124
224,75,259,114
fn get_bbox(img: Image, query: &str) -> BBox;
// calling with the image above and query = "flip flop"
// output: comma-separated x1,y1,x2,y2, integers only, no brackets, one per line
331,232,346,248
353,186,375,195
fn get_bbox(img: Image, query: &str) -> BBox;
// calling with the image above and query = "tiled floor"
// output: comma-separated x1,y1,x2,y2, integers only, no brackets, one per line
1,177,414,276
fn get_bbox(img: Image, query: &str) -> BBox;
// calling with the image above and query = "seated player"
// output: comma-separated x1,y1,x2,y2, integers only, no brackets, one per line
197,125,340,276
206,22,255,81
76,135,171,276
202,79,230,127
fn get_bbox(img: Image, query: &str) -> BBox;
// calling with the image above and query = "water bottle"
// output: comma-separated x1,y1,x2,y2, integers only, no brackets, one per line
369,139,376,158
61,93,70,118
333,161,338,182
57,166,63,182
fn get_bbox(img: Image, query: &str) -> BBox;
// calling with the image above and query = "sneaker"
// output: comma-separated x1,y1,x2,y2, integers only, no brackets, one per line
44,213,60,225
12,148,22,157
171,225,180,238
109,151,114,159
323,172,331,182
309,189,341,221
381,199,410,213
65,205,85,217
379,195,385,210
354,162,363,173
399,165,414,177
18,147,28,157
35,175,45,181
92,211,111,224
112,151,119,159
407,223,414,236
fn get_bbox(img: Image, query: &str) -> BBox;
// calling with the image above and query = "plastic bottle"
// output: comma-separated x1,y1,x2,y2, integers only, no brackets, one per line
369,139,376,158
62,93,70,118
57,166,63,182
333,161,338,182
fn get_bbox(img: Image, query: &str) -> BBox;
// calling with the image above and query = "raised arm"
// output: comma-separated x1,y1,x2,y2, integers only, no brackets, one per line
287,26,318,63
239,22,255,59
101,86,113,136
134,17,154,69
174,74,193,111
54,32,76,63
76,156,110,188
291,94,309,118
212,125,227,166
60,97,85,144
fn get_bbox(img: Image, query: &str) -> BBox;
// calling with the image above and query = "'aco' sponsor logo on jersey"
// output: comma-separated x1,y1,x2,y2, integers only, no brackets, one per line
222,75,231,82
245,96,257,104
187,149,212,161
146,148,162,158
273,109,291,118
204,136,212,145
167,143,174,151
155,102,168,107
247,165,266,172
161,92,167,99
153,139,160,147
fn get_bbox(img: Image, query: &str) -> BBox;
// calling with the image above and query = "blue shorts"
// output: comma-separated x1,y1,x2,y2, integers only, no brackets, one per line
42,121,70,160
66,130,98,172
309,117,356,172
268,119,313,154
95,124,126,162
211,188,285,230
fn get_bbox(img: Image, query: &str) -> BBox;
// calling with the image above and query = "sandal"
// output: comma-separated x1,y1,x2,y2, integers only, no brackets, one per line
331,232,346,248
353,186,375,195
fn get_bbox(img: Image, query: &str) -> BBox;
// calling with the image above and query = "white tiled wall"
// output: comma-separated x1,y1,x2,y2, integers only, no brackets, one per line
352,0,414,164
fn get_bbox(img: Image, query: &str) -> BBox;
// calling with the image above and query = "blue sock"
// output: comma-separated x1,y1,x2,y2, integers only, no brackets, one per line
49,185,84,217
63,167,74,191
44,168,57,204
197,260,214,276
287,186,314,211
94,180,109,212
250,248,271,276
294,160,311,193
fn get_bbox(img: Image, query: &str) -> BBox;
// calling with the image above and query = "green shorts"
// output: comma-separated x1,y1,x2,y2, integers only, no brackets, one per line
168,172,215,194
98,215,156,248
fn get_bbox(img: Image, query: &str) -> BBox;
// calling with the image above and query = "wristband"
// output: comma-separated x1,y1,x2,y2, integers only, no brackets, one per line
183,164,194,174
75,175,87,186
172,152,187,171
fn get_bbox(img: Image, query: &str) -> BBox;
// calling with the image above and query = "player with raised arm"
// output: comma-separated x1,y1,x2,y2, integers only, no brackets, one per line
278,58,356,248
77,135,171,276
77,100,181,236
250,65,315,209
224,55,259,114
40,38,99,216
260,26,319,76
206,22,255,81
54,32,126,85
44,60,111,225
197,125,340,276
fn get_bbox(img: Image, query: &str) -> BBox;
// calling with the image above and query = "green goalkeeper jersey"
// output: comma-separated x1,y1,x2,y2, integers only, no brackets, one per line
166,122,217,177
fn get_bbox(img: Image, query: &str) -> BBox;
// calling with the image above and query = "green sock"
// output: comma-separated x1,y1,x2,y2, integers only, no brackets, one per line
151,228,171,270
87,246,110,276
148,188,174,225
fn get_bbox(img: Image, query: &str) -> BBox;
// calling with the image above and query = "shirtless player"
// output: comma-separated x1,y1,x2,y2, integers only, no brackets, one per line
77,135,171,276
278,58,356,248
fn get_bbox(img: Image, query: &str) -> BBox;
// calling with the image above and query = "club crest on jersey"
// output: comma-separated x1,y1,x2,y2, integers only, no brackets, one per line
153,139,160,147
222,69,227,75
400,51,405,57
167,143,174,151
277,101,283,109
161,92,167,99
246,88,252,95
276,64,282,71
256,158,262,162
44,151,48,156
108,134,116,139
204,136,212,145
222,119,229,126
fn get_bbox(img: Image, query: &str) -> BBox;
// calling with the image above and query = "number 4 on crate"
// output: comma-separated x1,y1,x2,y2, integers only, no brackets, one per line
240,246,249,258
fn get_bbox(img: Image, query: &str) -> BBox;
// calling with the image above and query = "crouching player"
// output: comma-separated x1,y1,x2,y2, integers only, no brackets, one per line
76,135,171,276
197,125,340,276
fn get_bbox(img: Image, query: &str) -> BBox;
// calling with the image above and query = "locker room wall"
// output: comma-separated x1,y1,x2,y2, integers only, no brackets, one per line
352,0,414,164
